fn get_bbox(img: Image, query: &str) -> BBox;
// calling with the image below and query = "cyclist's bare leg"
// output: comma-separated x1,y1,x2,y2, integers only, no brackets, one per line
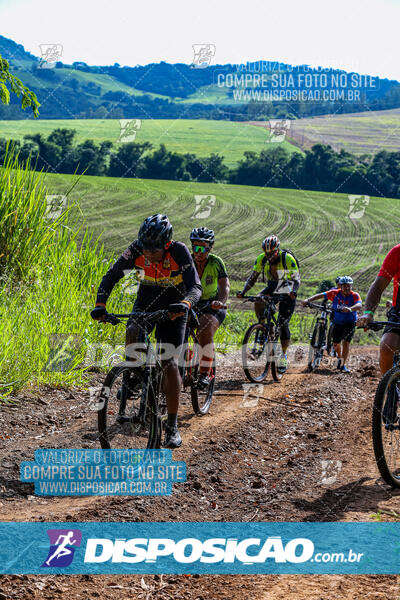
281,339,290,354
197,313,219,374
341,340,350,365
380,332,400,376
333,342,341,360
161,358,180,414
125,322,143,366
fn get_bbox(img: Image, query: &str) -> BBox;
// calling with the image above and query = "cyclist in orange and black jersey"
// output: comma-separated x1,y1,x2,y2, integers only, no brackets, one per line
91,214,202,448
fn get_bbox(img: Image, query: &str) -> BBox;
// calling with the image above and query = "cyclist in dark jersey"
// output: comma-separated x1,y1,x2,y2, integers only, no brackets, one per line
91,214,202,448
358,243,400,375
190,227,230,389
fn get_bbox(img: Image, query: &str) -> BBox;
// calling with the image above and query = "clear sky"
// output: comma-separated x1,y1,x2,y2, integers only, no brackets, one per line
1,0,399,80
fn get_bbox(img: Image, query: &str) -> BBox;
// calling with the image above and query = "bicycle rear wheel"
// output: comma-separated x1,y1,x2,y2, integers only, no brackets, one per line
271,335,284,382
191,355,216,415
308,323,324,371
372,365,400,487
242,323,271,383
327,323,337,357
97,365,157,449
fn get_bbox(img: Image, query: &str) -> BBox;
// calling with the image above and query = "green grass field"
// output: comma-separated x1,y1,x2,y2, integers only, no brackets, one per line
41,171,399,296
181,85,234,104
287,108,400,155
55,69,168,98
2,160,391,394
0,119,300,166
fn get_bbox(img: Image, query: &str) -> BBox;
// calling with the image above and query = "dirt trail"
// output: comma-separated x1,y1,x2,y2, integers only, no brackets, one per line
1,346,400,598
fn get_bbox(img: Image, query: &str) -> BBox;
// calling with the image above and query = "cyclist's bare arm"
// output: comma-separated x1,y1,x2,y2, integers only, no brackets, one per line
216,276,230,306
351,301,363,311
365,276,391,312
301,292,325,306
358,276,391,326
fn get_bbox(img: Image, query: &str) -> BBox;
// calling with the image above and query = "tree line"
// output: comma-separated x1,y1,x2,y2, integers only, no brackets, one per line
1,128,399,199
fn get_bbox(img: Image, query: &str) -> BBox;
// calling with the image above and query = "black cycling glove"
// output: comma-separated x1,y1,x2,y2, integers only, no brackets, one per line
91,305,106,320
168,302,189,314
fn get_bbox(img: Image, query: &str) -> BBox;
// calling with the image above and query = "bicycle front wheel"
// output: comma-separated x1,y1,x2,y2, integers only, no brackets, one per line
97,365,157,449
147,370,168,449
242,323,271,383
372,365,400,487
191,355,216,415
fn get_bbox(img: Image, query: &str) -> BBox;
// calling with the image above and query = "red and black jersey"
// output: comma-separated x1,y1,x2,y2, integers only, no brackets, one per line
379,244,400,309
96,240,202,309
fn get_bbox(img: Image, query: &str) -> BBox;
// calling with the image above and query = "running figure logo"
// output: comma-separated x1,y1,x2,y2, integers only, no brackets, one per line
266,120,291,143
41,529,82,568
191,44,216,68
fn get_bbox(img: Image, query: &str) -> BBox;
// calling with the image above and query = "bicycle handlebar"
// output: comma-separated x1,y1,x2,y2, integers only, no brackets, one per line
362,320,400,332
104,309,170,326
198,300,228,310
303,301,334,313
241,295,277,303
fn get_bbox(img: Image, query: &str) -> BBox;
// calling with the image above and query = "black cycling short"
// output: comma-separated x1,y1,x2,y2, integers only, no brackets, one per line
332,322,355,344
384,307,400,336
195,300,226,326
127,302,187,356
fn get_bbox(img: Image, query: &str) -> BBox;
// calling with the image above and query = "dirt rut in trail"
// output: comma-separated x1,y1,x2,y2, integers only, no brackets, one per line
1,346,400,598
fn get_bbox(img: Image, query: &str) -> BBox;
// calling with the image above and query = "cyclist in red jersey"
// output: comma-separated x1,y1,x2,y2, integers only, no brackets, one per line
303,277,362,372
358,243,400,375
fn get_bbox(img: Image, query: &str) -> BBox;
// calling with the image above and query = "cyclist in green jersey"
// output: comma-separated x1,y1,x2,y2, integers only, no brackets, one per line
190,227,230,389
237,235,300,374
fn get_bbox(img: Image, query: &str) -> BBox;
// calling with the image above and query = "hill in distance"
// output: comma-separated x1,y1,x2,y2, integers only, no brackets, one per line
1,35,400,121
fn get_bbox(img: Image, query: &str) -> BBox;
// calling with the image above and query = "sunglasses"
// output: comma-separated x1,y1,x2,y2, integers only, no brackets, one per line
192,245,210,254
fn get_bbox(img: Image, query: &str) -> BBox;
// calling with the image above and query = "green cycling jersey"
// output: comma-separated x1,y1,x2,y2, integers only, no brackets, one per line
253,250,300,294
193,253,228,301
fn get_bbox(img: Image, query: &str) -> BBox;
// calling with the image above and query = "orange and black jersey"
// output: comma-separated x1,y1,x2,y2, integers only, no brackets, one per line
96,240,202,309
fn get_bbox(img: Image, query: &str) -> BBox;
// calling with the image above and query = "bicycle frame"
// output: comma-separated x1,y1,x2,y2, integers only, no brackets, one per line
105,310,169,421
243,295,280,333
263,300,280,336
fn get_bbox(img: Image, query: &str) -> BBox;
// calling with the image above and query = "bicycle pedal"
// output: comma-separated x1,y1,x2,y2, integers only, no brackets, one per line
116,414,130,423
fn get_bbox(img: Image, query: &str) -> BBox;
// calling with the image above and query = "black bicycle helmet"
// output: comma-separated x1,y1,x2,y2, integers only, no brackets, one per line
137,214,172,250
190,226,215,246
262,235,280,253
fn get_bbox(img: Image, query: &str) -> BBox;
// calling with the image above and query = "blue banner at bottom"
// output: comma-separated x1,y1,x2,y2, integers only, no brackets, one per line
0,522,399,574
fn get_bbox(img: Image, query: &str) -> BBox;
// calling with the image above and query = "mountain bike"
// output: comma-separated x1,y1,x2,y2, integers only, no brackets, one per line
304,300,335,371
179,307,216,415
366,320,400,487
241,295,285,383
96,310,170,450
